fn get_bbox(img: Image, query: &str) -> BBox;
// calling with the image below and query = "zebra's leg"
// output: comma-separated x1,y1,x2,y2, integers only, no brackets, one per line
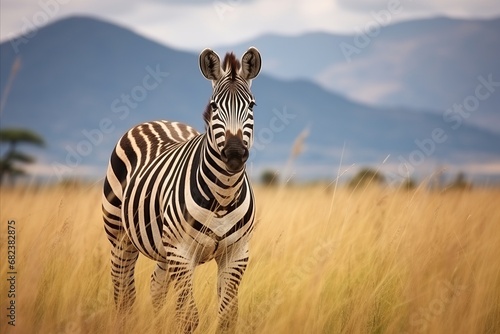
168,255,199,333
150,261,169,312
110,233,140,313
103,174,139,313
215,242,249,333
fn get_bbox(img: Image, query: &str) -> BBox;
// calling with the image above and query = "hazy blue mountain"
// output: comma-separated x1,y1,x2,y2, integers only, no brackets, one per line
1,16,499,183
219,17,500,134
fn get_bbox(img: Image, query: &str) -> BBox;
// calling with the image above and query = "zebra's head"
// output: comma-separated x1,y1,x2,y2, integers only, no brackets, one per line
199,47,261,173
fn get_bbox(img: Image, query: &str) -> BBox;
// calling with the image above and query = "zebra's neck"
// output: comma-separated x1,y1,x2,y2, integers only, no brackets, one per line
194,134,246,208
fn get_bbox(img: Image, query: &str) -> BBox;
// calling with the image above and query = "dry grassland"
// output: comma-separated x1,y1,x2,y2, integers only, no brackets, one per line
1,184,499,333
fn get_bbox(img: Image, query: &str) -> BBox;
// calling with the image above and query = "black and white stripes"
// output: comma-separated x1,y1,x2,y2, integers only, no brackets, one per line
102,47,261,333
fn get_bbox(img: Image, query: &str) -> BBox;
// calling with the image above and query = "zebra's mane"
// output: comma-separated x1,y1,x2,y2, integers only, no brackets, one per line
222,52,241,81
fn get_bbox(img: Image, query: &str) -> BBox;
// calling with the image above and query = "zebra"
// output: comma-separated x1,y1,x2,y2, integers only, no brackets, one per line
102,47,261,333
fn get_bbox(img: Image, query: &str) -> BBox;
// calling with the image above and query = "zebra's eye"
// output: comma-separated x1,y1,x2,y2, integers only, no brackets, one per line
248,101,256,110
210,101,218,110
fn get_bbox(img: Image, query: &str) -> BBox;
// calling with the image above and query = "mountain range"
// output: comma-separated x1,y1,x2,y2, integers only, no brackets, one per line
221,17,500,134
1,16,499,184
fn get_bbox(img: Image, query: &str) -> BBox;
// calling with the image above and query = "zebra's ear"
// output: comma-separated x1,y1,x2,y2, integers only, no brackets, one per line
199,49,222,81
240,47,261,81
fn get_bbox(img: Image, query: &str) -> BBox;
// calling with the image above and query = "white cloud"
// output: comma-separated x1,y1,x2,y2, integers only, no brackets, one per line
2,0,499,51
337,0,500,17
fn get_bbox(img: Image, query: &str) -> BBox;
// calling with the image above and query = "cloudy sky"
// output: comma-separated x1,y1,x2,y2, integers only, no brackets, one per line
1,0,499,50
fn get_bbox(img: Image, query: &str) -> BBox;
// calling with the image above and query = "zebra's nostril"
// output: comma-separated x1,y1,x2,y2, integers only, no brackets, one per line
242,148,249,161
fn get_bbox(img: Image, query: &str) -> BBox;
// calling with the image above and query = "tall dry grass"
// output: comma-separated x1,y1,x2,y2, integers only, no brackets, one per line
1,183,499,333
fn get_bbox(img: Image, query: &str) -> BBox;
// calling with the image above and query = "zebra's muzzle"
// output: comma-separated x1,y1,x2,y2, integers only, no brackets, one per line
221,136,249,173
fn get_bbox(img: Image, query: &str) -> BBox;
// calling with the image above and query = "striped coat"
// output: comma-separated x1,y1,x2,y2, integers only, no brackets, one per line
102,47,261,333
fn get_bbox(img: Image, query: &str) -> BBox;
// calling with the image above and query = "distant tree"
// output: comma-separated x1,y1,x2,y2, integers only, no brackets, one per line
0,128,45,185
448,172,471,190
401,177,417,191
348,168,385,188
260,169,279,186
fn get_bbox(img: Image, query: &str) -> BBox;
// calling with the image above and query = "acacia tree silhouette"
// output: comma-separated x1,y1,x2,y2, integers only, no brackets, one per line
0,128,44,185
348,167,385,189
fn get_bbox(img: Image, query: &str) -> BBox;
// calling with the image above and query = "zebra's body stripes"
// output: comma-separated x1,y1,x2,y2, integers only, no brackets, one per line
102,48,261,333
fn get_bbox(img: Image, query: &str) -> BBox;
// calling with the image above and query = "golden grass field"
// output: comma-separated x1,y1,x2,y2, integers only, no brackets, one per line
1,183,500,333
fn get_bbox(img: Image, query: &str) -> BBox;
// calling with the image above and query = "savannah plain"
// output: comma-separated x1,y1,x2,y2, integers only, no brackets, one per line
1,183,499,333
